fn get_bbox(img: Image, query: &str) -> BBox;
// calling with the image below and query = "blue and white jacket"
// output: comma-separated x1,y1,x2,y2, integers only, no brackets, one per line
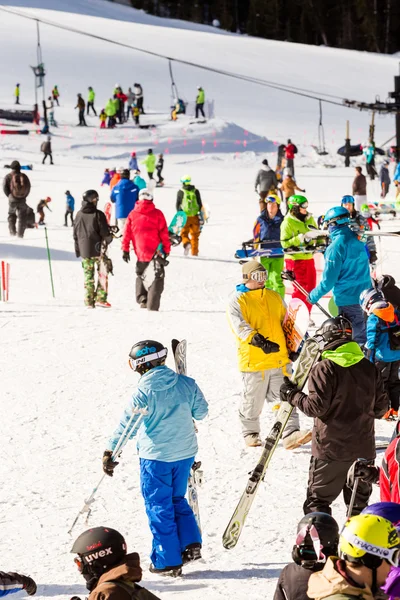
108,366,208,462
110,178,139,219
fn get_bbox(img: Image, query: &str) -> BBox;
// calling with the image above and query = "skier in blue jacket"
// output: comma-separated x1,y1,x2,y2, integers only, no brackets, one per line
64,190,75,226
129,152,138,171
110,169,139,231
308,206,371,345
103,340,208,577
361,287,400,420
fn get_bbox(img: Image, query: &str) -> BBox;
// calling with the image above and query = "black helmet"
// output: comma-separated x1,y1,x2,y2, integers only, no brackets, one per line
292,512,339,568
316,316,352,350
65,190,70,195
129,340,167,375
83,189,99,203
71,527,126,590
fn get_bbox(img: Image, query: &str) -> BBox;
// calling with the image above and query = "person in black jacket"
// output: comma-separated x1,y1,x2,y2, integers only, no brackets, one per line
73,189,113,308
280,316,388,516
156,154,164,186
41,136,53,165
3,160,31,238
273,512,339,600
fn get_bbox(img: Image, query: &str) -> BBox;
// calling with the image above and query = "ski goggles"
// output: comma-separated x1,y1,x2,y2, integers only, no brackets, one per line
298,202,309,209
296,524,326,564
74,557,83,572
128,347,168,370
341,528,400,567
244,269,268,283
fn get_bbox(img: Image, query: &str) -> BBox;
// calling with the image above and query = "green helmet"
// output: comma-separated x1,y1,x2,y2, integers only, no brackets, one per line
360,204,369,212
288,195,308,210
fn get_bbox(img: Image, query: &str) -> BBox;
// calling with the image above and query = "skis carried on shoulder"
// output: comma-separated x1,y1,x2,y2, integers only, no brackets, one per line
222,334,324,550
171,339,202,530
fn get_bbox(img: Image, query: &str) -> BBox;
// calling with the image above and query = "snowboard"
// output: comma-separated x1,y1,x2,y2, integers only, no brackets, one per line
222,334,324,550
171,339,202,530
282,298,310,354
104,202,112,225
169,211,187,236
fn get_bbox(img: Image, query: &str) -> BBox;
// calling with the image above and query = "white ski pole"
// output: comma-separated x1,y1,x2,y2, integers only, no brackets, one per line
68,408,147,535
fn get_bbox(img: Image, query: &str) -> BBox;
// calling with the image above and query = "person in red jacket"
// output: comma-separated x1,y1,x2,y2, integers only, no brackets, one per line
122,189,171,311
284,139,297,176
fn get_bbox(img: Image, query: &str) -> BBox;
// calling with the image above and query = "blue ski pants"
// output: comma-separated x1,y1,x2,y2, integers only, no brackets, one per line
338,304,366,345
140,457,201,569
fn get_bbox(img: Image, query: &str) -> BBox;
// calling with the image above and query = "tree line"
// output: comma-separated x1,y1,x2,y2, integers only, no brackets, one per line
128,0,399,54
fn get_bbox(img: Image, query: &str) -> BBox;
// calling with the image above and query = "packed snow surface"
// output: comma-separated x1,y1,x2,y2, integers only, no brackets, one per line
0,1,399,599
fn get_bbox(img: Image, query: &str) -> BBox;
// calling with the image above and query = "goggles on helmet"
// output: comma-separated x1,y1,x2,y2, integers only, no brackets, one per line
128,347,168,371
296,524,326,564
74,557,83,572
247,269,267,283
341,527,400,567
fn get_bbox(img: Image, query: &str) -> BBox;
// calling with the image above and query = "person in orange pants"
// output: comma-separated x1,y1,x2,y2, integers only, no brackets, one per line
176,175,202,256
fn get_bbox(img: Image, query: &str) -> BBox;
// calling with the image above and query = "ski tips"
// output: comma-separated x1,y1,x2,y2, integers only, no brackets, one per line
171,339,180,354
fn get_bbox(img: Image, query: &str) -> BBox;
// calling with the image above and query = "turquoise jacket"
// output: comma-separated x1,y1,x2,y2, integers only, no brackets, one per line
133,175,147,190
108,366,208,461
309,226,371,307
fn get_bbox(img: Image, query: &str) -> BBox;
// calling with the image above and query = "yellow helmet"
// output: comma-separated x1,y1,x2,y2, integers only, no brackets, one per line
266,193,281,205
340,514,400,566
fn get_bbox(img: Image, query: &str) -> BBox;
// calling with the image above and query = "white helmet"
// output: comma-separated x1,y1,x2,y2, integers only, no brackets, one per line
117,166,124,173
139,189,153,201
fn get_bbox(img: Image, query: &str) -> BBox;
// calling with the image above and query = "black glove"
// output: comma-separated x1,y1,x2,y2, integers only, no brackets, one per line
250,333,280,354
347,459,379,486
369,251,377,264
289,350,300,362
9,575,37,596
279,376,299,404
102,450,119,477
122,251,130,263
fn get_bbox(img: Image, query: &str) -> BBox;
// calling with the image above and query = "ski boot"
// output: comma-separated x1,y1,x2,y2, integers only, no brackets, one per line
149,564,182,577
182,543,202,565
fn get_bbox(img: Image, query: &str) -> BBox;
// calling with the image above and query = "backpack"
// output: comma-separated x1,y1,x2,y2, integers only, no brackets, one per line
181,188,199,217
40,142,46,152
25,206,36,228
293,144,298,154
10,172,29,199
102,579,161,600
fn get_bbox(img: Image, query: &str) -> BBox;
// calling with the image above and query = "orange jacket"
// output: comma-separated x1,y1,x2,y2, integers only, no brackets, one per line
280,177,303,199
110,173,121,190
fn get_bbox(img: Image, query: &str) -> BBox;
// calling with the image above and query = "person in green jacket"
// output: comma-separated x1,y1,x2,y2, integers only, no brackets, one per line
195,86,205,119
141,149,156,180
87,86,97,116
280,195,326,317
105,98,116,128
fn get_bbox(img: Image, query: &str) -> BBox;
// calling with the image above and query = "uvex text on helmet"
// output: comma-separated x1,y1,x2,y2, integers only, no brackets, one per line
71,526,127,569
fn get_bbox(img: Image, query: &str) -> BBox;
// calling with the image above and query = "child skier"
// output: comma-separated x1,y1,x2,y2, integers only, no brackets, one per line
102,340,208,576
133,105,140,126
361,287,400,420
99,109,107,129
37,197,52,225
101,168,111,186
64,190,75,226
176,175,203,256
273,512,339,600
129,152,138,171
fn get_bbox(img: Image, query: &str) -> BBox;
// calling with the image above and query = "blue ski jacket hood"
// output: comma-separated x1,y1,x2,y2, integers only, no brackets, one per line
110,178,139,219
366,310,400,363
133,175,147,190
108,365,208,462
309,226,371,307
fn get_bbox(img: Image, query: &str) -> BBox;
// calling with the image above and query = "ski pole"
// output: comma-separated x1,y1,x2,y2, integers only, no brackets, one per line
346,458,369,519
282,271,331,318
44,227,55,298
347,478,359,519
67,409,147,535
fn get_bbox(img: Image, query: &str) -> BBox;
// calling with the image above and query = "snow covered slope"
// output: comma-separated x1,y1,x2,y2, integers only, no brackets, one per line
0,2,399,600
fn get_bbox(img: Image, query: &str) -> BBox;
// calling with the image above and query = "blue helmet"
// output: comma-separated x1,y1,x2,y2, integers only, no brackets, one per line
341,195,355,205
361,502,400,528
323,206,350,226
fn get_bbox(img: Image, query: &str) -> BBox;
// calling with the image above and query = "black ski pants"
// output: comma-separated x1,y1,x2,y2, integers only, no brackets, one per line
304,456,372,516
156,167,164,183
87,102,97,116
195,103,205,119
376,360,400,411
8,199,27,237
78,109,87,126
136,260,165,311
65,209,74,226
136,96,144,114
42,152,53,164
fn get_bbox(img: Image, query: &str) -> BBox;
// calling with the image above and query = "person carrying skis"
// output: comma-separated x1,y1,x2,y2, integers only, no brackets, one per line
195,86,205,119
280,170,305,213
133,83,144,114
129,152,138,171
341,195,377,266
273,512,339,600
352,166,367,211
87,87,97,116
14,83,20,105
227,260,311,449
52,85,60,106
3,160,31,238
0,571,36,597
361,287,400,421
141,149,156,180
255,159,278,201
73,190,113,308
121,189,171,311
284,139,297,176
308,206,372,345
133,170,146,191
280,195,323,317
64,190,75,226
176,175,202,257
110,169,139,232
280,315,387,515
75,94,87,126
37,197,52,225
380,160,391,198
307,514,399,600
156,154,164,186
72,526,160,599
252,195,285,298
103,339,208,577
41,136,53,165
